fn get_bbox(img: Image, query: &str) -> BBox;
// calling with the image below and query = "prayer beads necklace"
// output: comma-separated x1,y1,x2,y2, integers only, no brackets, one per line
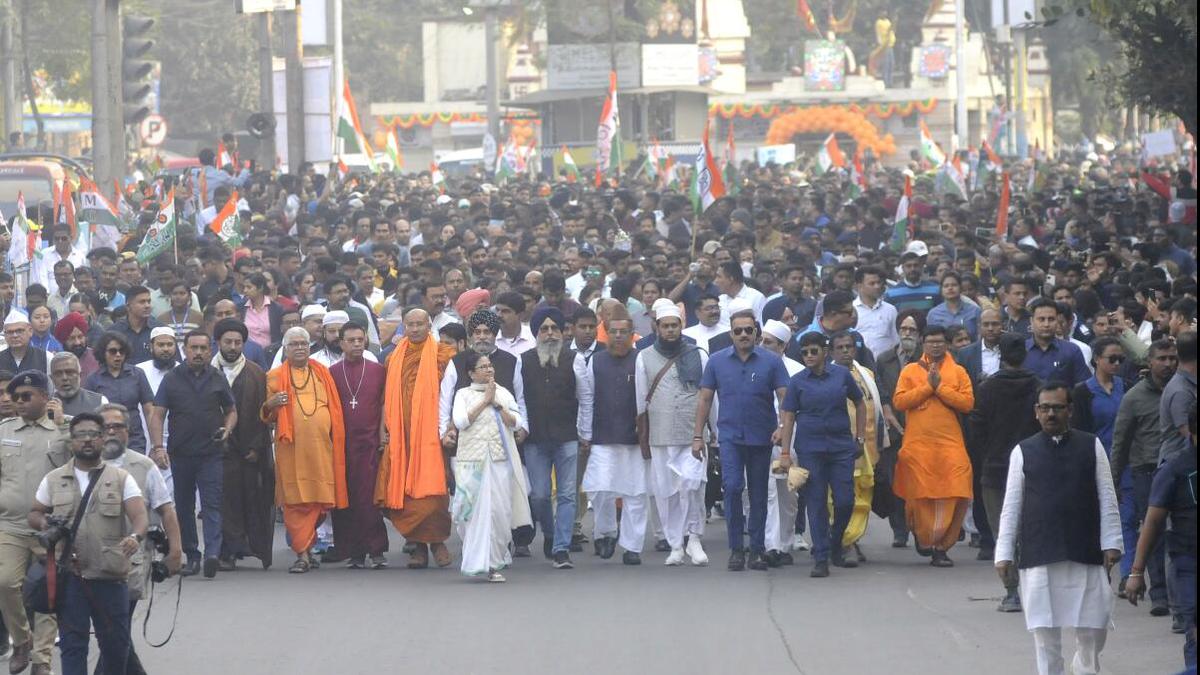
290,365,318,417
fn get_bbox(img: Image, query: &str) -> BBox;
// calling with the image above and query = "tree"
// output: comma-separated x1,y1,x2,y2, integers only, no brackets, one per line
1043,0,1197,137
1040,13,1120,139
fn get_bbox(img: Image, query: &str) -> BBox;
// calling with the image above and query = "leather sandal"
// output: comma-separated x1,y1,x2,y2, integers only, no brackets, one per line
430,542,451,568
407,543,429,569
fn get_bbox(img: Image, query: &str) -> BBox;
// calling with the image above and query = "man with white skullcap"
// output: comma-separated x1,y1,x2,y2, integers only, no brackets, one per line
637,299,711,566
311,310,378,368
0,308,49,375
760,319,805,563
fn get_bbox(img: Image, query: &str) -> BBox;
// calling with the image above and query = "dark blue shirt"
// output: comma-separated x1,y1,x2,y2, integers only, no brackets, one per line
154,364,235,457
1148,448,1197,557
109,317,165,365
884,280,941,315
780,363,863,455
700,346,790,447
85,365,154,453
1085,375,1125,451
680,281,720,327
1023,337,1091,388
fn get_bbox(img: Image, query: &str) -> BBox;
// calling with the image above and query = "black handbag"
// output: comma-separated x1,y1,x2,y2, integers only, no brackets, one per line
24,469,101,614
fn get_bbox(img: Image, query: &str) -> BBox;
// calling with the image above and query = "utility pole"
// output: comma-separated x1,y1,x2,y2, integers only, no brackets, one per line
484,7,499,148
283,2,305,171
90,0,119,186
954,0,968,150
105,0,124,177
1,0,21,145
256,11,276,169
331,0,343,160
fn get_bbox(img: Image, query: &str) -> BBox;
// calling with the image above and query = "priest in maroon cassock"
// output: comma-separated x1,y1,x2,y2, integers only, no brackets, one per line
329,321,390,568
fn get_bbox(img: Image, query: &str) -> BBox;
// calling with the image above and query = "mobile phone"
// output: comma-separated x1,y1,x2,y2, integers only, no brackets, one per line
212,428,226,442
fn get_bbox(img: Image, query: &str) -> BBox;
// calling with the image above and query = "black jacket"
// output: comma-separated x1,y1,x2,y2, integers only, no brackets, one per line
968,366,1042,489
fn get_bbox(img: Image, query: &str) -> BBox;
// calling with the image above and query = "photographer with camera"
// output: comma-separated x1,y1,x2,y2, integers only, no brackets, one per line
28,413,149,675
96,403,182,675
0,370,70,675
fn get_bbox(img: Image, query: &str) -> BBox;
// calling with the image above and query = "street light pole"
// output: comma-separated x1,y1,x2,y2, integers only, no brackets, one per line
283,2,305,171
954,0,968,150
256,11,276,170
90,0,119,186
484,5,499,164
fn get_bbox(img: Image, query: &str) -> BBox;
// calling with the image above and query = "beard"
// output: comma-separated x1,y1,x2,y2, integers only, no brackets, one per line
326,341,342,355
220,348,243,363
152,354,176,370
472,339,496,355
900,337,918,353
537,339,562,368
66,342,87,357
657,334,682,355
102,439,124,460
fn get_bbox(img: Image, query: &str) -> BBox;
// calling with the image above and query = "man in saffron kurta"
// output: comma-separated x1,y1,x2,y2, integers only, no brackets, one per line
892,325,975,566
376,309,456,569
329,322,390,568
262,327,348,573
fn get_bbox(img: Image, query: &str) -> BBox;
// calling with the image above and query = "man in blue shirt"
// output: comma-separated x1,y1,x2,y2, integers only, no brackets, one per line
1023,297,1091,388
694,309,790,572
778,332,867,578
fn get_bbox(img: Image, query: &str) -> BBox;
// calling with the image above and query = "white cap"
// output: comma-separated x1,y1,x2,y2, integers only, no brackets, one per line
651,298,682,322
727,297,754,316
457,198,471,209
322,310,349,327
763,320,792,344
904,240,930,258
702,240,721,256
3,309,29,327
346,198,365,210
301,304,326,320
436,194,453,205
150,326,176,341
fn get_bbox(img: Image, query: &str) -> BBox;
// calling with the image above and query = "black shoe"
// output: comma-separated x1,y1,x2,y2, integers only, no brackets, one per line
320,547,347,564
513,545,532,558
622,551,642,566
654,539,671,553
570,533,585,553
778,552,795,566
765,550,782,568
831,548,859,568
930,550,954,567
202,557,219,578
1171,614,1187,634
810,560,830,578
552,551,574,569
543,537,554,559
180,559,201,577
748,551,769,571
998,589,1022,613
976,547,994,561
968,533,981,548
727,549,746,571
915,543,934,557
593,537,604,556
599,537,616,560
1150,602,1171,617
892,535,908,548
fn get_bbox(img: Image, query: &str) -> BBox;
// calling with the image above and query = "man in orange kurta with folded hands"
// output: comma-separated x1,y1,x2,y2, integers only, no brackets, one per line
262,326,348,574
376,309,457,569
892,324,975,568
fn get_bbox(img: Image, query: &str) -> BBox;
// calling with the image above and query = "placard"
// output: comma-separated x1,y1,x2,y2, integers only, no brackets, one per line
642,44,699,87
804,40,846,92
1142,130,1177,158
547,44,640,90
756,144,796,166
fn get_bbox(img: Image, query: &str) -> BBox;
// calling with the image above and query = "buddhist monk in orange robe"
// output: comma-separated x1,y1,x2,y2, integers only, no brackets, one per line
262,327,348,573
892,325,974,567
376,309,457,568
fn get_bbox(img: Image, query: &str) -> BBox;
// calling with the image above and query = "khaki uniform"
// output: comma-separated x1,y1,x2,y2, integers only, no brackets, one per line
0,415,69,665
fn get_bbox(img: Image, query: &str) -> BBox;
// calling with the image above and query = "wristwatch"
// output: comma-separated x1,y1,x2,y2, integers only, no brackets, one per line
855,436,866,445
131,533,144,544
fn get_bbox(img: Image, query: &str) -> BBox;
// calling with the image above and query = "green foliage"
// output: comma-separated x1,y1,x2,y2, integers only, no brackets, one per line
14,0,91,103
1039,12,1119,138
343,0,446,106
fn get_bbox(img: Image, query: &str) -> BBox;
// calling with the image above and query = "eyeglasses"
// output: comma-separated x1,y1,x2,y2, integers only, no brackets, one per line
1036,404,1068,412
1104,355,1125,364
104,423,127,432
12,392,36,402
473,363,495,372
800,347,823,356
106,347,125,355
898,326,919,335
538,324,561,333
731,327,756,336
71,430,102,440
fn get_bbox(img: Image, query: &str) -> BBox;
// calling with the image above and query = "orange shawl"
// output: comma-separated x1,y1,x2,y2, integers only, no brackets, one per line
377,336,447,509
267,361,349,509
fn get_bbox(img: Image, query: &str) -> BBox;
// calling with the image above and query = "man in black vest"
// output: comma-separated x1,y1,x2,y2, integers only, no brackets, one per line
576,314,649,565
0,310,48,375
994,382,1123,675
521,307,579,568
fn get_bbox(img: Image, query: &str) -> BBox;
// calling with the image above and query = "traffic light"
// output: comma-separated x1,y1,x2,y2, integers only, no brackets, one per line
121,15,155,126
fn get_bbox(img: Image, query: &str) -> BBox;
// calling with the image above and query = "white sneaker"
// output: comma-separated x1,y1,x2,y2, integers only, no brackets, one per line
793,534,810,551
664,548,685,566
685,536,709,566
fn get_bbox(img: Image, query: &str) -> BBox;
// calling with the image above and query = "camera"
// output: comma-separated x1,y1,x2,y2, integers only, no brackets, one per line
37,515,71,551
146,526,171,583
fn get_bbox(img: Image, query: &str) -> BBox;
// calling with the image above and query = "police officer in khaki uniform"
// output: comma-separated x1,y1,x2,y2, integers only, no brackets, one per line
29,412,149,675
0,370,69,675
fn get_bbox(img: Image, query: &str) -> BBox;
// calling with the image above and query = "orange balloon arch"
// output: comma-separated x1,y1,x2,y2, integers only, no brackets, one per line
764,106,897,157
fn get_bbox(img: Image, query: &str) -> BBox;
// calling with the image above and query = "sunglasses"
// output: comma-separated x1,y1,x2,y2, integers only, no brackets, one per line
731,327,756,336
106,347,126,355
1104,355,1125,364
800,347,823,356
12,392,37,402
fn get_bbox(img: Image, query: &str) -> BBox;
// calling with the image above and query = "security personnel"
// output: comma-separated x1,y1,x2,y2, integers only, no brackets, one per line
0,370,69,675
29,412,150,675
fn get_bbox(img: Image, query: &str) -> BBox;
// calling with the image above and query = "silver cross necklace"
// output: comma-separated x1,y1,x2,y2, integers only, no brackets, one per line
340,358,367,409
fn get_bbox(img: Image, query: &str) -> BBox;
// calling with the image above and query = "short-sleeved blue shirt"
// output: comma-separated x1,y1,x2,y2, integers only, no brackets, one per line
780,363,863,455
700,346,790,447
1023,337,1091,388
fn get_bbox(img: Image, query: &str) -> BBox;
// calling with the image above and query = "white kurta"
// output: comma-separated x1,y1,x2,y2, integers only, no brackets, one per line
574,352,649,496
994,438,1123,631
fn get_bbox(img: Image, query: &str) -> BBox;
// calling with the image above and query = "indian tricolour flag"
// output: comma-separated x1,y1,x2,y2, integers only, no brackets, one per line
849,149,866,199
690,119,726,213
594,71,620,187
889,175,912,252
919,119,946,166
78,177,123,230
996,171,1012,239
336,80,369,156
136,188,177,264
814,133,847,175
5,192,33,269
561,146,579,183
430,162,445,193
385,125,403,173
936,155,969,201
210,190,243,247
974,140,1002,191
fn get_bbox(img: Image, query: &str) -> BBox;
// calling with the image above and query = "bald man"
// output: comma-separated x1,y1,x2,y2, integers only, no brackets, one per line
376,309,457,568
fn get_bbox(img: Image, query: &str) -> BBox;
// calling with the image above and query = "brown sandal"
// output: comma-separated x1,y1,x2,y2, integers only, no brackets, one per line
407,543,429,569
430,542,452,568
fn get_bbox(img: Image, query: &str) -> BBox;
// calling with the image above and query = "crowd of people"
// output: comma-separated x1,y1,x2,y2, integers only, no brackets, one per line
0,137,1196,674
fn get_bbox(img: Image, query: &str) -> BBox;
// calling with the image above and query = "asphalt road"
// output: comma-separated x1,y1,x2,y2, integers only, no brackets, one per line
50,516,1185,674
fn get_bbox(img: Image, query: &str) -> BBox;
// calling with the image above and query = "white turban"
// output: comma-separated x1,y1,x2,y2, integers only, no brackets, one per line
651,298,682,322
763,320,792,345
